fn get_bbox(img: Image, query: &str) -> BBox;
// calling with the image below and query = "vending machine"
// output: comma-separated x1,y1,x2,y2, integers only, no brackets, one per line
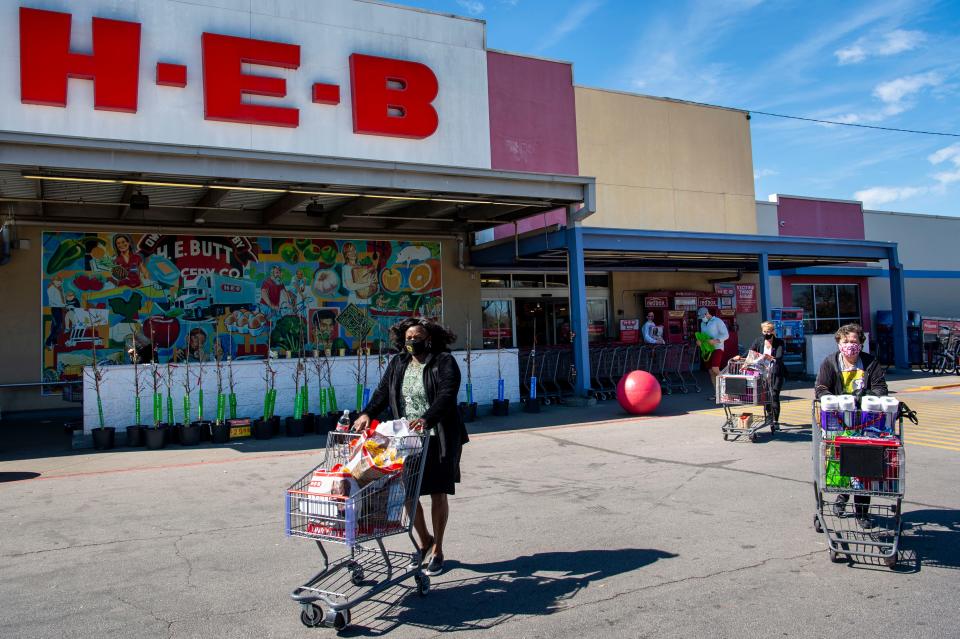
771,307,805,377
664,310,688,344
717,309,739,363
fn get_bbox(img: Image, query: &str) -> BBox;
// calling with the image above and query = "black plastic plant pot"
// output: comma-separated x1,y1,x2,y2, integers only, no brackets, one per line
162,423,180,445
91,426,116,450
523,398,541,413
145,427,166,450
180,423,203,446
253,418,274,440
192,420,212,442
269,415,281,436
125,425,146,447
285,417,305,437
211,421,231,444
302,413,316,433
316,413,337,434
492,399,510,417
458,402,478,423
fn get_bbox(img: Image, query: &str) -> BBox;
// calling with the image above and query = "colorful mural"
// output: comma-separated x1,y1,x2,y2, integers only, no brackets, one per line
41,232,442,386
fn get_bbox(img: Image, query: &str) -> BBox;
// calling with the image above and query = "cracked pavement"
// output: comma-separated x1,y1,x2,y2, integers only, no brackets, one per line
1,393,958,638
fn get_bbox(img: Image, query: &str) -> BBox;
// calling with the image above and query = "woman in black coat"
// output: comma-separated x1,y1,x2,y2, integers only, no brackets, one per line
746,321,786,430
352,318,469,577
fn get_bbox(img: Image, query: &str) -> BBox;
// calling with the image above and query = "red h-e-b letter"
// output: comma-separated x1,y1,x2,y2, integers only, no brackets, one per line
202,33,300,128
350,54,439,139
19,7,141,113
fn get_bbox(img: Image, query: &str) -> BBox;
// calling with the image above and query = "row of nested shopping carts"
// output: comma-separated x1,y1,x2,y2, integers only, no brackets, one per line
518,343,703,405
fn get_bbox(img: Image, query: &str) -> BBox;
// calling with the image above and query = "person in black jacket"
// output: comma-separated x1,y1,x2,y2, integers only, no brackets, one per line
353,318,469,577
814,323,888,529
745,321,786,431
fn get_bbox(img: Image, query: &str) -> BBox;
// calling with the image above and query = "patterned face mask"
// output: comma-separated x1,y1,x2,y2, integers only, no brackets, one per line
405,339,428,355
838,342,861,358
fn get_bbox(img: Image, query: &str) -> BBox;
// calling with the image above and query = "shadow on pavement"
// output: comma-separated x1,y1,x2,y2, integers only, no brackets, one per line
342,548,677,635
901,508,960,571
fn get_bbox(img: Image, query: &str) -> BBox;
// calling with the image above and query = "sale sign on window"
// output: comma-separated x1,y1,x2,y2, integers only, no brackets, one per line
735,284,758,313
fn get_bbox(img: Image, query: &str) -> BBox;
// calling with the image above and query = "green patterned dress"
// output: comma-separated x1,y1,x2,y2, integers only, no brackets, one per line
400,358,430,422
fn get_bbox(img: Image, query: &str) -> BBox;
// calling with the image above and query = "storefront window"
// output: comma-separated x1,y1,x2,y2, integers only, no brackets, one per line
587,299,608,342
512,274,545,288
584,274,609,288
481,300,514,349
480,273,510,288
545,273,568,288
791,284,861,334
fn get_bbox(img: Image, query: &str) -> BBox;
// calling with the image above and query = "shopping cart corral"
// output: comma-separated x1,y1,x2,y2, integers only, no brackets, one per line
812,400,916,568
286,431,430,630
716,358,775,442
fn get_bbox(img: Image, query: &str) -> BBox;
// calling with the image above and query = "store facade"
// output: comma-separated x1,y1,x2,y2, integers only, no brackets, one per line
0,0,595,420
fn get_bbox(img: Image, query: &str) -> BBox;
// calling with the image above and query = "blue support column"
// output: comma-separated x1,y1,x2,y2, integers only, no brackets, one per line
566,223,590,397
758,252,771,320
889,248,909,369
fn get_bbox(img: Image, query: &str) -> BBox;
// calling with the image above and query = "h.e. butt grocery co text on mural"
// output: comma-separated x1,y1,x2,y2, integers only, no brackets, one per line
41,232,442,386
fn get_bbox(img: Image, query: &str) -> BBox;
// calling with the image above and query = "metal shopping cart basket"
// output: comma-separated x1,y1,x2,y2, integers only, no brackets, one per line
716,357,775,442
286,430,430,630
812,400,913,568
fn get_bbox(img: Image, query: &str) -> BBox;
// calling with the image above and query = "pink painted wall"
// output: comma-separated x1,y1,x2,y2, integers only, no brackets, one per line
486,51,579,240
777,196,865,239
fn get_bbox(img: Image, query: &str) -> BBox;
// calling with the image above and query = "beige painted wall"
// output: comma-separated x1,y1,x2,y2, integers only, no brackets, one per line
576,87,756,234
0,229,479,414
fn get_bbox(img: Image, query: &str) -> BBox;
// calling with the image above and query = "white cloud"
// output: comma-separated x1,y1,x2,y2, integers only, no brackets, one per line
835,29,926,65
929,142,960,184
832,71,942,124
535,0,603,52
854,185,928,208
873,70,941,103
754,168,778,180
456,0,485,15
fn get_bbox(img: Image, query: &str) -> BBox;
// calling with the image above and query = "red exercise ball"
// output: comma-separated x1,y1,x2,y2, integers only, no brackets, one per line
616,370,662,415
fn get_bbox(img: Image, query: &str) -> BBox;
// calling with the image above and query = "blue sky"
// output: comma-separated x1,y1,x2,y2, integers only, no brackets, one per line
397,0,960,216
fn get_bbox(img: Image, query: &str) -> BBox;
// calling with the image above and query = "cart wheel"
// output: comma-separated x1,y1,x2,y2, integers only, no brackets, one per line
415,573,431,596
544,398,551,405
300,604,323,628
748,432,757,443
323,608,350,631
723,433,729,441
350,566,365,586
828,549,845,563
814,515,823,533
884,553,898,569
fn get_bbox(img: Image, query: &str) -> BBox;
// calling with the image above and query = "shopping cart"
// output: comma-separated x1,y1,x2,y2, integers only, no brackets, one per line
286,431,430,630
812,400,912,568
716,358,774,442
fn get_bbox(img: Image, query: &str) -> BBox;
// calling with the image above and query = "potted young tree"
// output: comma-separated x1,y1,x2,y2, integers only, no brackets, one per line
210,334,231,443
178,351,202,446
491,305,510,416
458,318,479,422
254,327,277,440
160,352,178,445
86,340,114,450
296,314,315,433
523,319,541,414
285,323,306,437
125,332,147,447
311,345,335,434
145,355,166,449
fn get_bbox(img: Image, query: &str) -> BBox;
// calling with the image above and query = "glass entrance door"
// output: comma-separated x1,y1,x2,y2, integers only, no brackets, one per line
515,298,570,348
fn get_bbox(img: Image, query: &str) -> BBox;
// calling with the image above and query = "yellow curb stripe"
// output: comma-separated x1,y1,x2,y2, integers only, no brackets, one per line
906,441,960,452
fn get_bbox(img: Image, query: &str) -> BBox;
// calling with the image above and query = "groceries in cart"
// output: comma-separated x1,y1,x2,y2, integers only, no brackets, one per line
817,394,900,436
716,356,772,405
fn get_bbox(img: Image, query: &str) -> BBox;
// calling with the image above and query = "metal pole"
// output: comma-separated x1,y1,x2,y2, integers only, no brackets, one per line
888,247,909,369
565,210,590,398
758,252,771,320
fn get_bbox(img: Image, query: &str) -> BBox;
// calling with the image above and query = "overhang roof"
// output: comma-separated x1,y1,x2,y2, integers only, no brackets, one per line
0,132,594,236
470,227,898,271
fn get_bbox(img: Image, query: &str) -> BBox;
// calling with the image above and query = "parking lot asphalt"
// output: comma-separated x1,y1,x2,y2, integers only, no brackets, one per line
0,372,957,638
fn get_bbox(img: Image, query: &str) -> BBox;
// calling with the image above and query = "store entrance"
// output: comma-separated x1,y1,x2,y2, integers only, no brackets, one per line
515,298,570,349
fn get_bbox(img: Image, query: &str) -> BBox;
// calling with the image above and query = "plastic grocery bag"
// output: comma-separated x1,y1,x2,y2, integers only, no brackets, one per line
825,459,851,488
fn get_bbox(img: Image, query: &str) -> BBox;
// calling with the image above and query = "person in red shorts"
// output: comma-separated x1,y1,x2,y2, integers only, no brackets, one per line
697,307,729,396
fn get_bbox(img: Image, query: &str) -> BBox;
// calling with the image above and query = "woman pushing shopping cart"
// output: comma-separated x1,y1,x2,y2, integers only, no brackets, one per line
811,323,916,567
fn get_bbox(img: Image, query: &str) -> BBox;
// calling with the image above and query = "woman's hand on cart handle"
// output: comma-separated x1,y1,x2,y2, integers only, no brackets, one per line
352,413,371,432
409,418,426,432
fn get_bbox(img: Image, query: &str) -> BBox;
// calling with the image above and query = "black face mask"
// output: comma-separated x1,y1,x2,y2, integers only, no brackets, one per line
405,339,429,356
764,333,775,340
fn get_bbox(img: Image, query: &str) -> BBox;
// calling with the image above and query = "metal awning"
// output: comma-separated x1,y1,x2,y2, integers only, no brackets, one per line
0,131,595,236
470,227,896,271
